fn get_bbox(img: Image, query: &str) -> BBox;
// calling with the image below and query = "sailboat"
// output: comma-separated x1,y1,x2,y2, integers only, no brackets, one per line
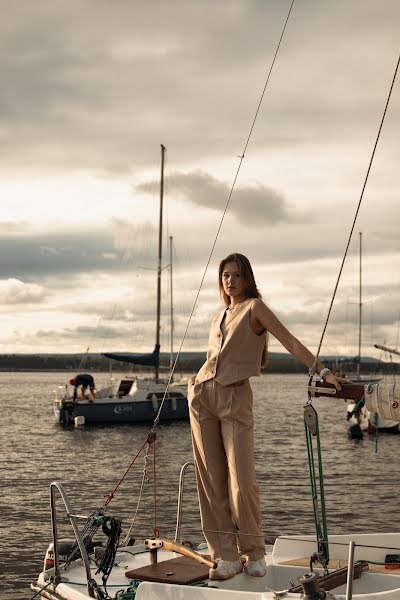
32,381,400,599
53,145,189,425
342,233,397,437
363,343,400,434
340,233,382,384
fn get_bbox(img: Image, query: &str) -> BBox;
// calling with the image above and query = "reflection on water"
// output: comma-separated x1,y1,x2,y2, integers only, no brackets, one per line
1,371,399,599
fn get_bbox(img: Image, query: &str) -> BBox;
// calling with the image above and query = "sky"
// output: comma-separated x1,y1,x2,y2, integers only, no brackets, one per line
1,0,399,361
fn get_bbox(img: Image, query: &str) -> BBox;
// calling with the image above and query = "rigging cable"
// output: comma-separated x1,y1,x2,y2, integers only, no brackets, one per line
313,53,400,364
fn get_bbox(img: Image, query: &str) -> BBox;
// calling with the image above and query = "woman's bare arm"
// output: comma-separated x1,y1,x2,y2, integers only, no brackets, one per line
251,299,344,389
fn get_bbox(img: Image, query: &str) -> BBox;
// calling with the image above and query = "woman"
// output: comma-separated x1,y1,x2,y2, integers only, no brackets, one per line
188,253,345,581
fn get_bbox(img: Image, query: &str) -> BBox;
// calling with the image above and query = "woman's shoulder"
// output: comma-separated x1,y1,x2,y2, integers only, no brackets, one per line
248,297,266,310
248,298,271,320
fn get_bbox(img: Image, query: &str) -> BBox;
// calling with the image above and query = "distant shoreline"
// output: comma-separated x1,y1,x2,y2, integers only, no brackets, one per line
0,351,396,375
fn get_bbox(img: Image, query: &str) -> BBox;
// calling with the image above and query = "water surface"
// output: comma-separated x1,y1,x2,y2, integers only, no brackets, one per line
1,371,398,599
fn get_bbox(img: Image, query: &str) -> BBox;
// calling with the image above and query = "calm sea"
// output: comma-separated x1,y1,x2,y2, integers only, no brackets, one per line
1,371,399,599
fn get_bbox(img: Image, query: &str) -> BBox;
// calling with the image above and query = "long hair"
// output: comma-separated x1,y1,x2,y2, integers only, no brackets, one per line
218,252,268,366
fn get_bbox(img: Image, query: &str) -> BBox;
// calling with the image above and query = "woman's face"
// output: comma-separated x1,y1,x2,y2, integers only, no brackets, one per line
221,261,246,301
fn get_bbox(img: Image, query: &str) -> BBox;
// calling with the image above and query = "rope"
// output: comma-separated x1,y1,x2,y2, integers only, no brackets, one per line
374,412,380,454
28,582,52,600
78,345,91,370
304,406,329,567
278,536,400,553
152,433,159,538
121,445,152,546
314,53,400,362
115,582,141,599
102,432,153,508
95,516,122,591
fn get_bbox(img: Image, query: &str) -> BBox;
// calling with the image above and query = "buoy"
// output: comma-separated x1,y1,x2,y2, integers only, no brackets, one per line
74,415,85,427
348,423,363,439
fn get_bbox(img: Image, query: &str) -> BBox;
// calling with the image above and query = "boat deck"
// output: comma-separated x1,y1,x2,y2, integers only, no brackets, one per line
34,537,400,600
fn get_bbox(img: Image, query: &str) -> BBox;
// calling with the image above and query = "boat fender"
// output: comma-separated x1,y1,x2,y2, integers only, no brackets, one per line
74,415,85,427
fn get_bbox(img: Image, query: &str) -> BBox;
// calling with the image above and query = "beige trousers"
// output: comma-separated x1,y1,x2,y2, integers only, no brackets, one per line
188,378,265,561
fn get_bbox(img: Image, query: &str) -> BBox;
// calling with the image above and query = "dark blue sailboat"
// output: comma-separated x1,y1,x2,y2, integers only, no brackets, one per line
54,145,189,425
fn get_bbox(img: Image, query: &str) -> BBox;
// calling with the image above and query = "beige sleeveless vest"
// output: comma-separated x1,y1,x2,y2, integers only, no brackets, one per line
196,298,266,386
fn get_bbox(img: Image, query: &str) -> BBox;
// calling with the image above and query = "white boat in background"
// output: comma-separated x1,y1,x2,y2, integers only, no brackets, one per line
342,234,382,386
352,343,400,435
346,400,399,437
340,233,393,438
34,383,400,599
53,145,189,426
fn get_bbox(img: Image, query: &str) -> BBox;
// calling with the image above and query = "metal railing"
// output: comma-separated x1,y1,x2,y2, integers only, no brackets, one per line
50,482,95,598
346,540,356,600
174,461,195,543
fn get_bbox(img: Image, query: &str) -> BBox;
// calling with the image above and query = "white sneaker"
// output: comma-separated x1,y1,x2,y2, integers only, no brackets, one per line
209,559,243,580
244,557,266,577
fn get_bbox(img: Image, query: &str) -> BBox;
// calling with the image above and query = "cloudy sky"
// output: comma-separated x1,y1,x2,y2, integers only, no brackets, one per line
1,0,399,360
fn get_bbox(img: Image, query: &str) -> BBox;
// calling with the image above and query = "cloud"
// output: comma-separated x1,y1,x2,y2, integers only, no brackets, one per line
35,324,125,340
0,278,48,304
0,220,160,279
0,1,398,356
138,171,304,227
0,1,398,175
0,231,115,279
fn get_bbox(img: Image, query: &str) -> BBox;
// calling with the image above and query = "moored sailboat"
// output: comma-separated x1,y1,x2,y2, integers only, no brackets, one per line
341,233,382,385
341,233,397,438
53,145,188,426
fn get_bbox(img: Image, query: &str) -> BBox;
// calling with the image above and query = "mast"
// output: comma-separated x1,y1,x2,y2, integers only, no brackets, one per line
357,232,362,376
169,235,174,377
155,144,165,381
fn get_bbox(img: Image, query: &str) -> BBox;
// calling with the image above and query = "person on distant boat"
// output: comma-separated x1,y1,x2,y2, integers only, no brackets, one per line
69,374,96,401
188,252,346,581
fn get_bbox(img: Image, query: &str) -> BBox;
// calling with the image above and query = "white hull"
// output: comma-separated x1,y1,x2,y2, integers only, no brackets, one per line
347,403,399,433
34,533,400,599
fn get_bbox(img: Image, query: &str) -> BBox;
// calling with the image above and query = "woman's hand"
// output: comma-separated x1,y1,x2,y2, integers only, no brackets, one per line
324,372,350,390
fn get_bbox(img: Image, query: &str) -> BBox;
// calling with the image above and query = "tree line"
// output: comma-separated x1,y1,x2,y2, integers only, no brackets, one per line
0,353,397,374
